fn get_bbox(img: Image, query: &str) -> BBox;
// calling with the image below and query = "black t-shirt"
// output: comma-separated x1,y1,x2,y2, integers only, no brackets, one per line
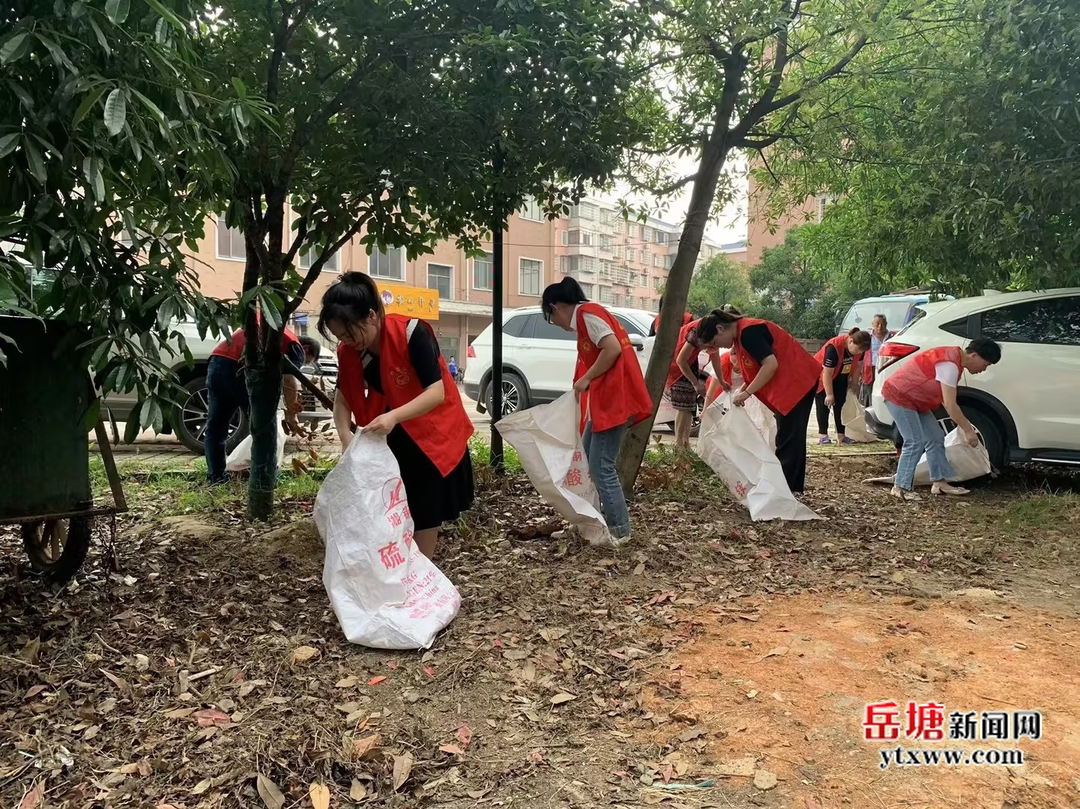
736,323,774,364
823,344,853,373
363,323,442,395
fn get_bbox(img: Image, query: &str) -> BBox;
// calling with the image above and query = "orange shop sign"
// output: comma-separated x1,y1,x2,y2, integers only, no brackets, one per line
376,282,439,321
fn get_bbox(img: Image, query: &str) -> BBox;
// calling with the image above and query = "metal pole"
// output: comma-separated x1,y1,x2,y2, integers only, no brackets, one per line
490,217,505,472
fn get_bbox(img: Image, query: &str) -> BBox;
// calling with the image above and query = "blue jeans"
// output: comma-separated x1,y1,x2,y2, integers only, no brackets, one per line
886,401,954,490
582,420,630,539
204,356,248,484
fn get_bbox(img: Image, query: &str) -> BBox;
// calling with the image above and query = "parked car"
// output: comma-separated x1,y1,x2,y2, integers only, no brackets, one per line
464,306,656,415
841,293,947,333
867,289,1080,469
104,322,336,455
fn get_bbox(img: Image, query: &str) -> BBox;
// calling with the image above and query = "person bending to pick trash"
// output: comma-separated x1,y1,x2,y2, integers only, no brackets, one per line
204,318,311,485
881,337,1001,501
691,306,821,494
321,272,475,558
541,277,652,545
649,293,693,337
814,328,872,445
669,309,737,448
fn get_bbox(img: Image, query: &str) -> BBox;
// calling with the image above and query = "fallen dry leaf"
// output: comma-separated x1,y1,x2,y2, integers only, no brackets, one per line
467,788,491,800
763,646,789,659
349,781,367,801
256,774,285,809
439,744,464,756
22,685,47,701
456,725,473,748
165,707,195,719
289,645,320,666
353,734,380,759
18,779,45,809
193,708,231,727
392,753,413,791
308,782,330,809
100,669,133,697
367,675,387,686
19,638,41,664
335,676,359,688
550,692,577,706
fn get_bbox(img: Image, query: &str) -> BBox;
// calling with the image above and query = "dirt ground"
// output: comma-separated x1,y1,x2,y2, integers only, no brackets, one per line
2,450,1079,809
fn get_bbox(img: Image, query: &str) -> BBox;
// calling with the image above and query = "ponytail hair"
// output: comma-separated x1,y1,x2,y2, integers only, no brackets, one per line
317,271,384,339
541,276,588,316
695,305,744,342
847,327,872,352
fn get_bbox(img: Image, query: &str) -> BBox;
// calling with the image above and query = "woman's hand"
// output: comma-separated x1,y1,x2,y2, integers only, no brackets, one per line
573,376,591,396
825,393,835,408
963,426,980,447
732,389,750,407
362,411,399,436
694,378,706,397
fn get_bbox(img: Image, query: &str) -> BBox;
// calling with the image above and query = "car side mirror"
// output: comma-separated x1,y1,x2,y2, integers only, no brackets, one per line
629,334,645,351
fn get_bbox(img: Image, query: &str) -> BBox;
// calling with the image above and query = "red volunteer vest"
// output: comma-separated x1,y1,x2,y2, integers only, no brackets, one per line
665,318,711,389
211,320,301,362
575,303,652,432
652,311,693,335
732,318,821,416
815,334,862,392
336,315,473,476
704,353,734,406
882,345,962,413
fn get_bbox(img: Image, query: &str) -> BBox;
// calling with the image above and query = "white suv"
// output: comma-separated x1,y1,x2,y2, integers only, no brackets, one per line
464,306,655,415
868,289,1080,468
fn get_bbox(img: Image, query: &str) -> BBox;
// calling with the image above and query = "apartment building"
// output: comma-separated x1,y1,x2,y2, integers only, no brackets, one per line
557,198,732,314
185,195,728,362
744,170,833,268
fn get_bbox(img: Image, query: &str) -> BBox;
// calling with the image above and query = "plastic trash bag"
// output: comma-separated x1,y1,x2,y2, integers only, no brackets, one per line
864,427,993,487
225,412,286,472
696,394,821,522
314,433,461,650
495,393,613,546
841,397,877,443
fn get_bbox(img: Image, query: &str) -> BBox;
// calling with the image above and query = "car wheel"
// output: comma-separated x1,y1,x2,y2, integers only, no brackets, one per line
172,375,249,455
488,371,529,416
963,407,1007,471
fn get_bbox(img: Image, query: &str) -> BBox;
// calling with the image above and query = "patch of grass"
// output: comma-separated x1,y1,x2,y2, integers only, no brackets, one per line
469,436,522,473
998,491,1080,535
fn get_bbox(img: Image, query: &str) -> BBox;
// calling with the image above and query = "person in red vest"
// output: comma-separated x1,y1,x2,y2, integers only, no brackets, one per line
814,328,872,445
882,337,1000,500
542,277,652,545
648,294,693,337
669,314,729,448
704,351,735,406
691,306,822,493
205,318,311,485
320,272,474,558
858,313,896,405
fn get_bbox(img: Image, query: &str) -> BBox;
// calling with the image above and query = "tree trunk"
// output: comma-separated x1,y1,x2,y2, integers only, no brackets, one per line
246,363,283,521
616,138,732,495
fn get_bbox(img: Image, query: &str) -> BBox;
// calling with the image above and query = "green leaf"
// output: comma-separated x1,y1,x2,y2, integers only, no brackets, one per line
0,133,19,159
103,88,126,136
142,0,184,31
23,138,46,183
105,0,130,25
72,84,107,127
0,32,30,65
83,156,105,201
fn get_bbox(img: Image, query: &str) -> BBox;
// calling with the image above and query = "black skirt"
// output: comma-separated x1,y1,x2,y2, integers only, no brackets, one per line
387,426,475,531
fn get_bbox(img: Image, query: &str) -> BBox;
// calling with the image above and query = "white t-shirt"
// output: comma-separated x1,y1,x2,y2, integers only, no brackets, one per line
572,305,614,346
935,361,959,387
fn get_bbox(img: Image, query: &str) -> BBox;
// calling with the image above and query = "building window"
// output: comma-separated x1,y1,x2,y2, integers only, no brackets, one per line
640,296,650,309
566,229,594,246
626,248,636,264
427,262,453,300
580,283,595,298
599,287,615,305
519,258,543,297
369,247,404,280
473,252,493,290
299,247,339,273
519,197,544,222
654,231,667,245
216,215,246,261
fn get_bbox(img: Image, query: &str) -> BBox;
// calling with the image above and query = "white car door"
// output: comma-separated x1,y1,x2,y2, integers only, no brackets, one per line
522,313,578,394
974,294,1080,450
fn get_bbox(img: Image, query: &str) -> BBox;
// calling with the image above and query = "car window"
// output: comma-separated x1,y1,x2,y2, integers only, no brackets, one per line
503,315,528,338
980,296,1080,345
614,315,645,336
890,307,926,339
841,300,914,332
940,316,969,338
525,314,575,341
